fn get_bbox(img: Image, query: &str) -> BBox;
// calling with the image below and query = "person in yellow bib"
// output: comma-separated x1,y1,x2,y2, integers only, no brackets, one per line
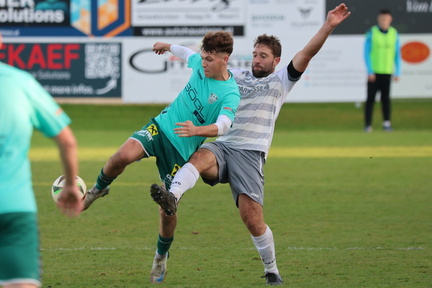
364,8,401,132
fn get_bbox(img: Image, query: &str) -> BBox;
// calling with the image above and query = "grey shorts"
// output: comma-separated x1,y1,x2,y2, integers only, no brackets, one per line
200,142,265,206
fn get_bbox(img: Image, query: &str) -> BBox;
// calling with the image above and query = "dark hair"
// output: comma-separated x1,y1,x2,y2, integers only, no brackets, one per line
201,31,233,55
379,8,391,15
254,34,282,58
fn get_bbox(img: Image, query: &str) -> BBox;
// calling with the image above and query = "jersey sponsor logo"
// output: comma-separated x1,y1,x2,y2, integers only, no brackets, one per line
162,164,181,188
208,93,218,104
239,84,269,94
146,124,158,136
193,110,205,124
197,70,204,80
163,174,173,187
185,82,205,124
136,129,153,141
171,164,181,176
223,107,233,112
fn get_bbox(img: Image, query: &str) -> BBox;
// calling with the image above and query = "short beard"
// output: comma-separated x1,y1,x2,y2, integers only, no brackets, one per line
252,68,271,78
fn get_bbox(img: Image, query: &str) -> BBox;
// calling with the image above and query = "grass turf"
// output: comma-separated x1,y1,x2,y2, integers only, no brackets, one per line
31,102,432,287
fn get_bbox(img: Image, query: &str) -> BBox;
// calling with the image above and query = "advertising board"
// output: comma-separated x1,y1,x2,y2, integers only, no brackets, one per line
0,0,430,102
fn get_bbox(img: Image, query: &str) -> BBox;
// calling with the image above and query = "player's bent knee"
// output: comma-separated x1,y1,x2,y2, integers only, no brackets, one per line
189,149,217,174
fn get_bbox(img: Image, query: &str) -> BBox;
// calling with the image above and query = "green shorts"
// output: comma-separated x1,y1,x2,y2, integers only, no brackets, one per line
131,119,186,190
0,212,41,287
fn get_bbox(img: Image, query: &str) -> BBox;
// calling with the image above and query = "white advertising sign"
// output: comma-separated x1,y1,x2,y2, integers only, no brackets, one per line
123,0,432,103
1,0,430,103
131,0,245,26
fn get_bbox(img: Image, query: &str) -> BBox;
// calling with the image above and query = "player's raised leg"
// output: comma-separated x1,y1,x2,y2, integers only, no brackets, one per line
150,184,178,216
83,139,145,210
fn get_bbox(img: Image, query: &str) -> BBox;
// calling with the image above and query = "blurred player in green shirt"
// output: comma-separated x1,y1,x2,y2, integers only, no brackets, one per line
0,34,83,288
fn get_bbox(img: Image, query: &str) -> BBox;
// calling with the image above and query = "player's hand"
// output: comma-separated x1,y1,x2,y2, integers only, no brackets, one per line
174,121,197,137
57,183,84,217
327,3,351,27
153,42,170,55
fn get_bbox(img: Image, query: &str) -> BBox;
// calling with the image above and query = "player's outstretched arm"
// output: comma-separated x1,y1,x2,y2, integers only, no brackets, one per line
292,3,351,72
153,42,172,55
54,127,83,217
153,42,196,62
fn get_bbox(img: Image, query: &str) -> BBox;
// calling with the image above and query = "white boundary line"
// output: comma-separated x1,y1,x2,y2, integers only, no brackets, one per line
41,246,425,251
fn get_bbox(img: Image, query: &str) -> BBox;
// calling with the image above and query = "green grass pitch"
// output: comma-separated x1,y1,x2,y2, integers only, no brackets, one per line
30,102,432,287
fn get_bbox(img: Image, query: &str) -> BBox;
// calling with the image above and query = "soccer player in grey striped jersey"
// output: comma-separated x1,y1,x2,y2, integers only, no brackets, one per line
150,4,351,285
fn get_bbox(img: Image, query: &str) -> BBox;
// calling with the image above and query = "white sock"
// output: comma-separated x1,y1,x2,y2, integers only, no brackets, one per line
155,251,166,260
383,120,391,127
251,225,279,275
169,163,200,201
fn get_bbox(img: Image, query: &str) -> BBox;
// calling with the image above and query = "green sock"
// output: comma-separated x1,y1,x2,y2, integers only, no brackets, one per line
157,234,174,256
95,168,116,190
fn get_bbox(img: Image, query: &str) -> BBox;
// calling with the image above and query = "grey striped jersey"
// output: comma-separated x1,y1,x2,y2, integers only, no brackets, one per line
216,66,300,156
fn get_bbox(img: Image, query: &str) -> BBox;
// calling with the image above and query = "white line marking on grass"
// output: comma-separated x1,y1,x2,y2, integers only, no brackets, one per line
41,246,425,251
285,246,424,251
269,146,432,158
41,247,152,251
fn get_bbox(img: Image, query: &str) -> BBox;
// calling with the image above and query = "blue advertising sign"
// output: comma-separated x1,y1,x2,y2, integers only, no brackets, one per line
0,0,131,37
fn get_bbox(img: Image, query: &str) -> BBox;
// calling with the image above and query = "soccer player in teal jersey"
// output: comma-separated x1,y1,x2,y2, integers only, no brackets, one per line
152,42,240,162
83,31,239,210
0,34,83,288
82,32,240,283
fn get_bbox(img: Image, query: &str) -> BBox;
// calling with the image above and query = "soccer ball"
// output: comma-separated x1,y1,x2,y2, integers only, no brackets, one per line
51,175,87,203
